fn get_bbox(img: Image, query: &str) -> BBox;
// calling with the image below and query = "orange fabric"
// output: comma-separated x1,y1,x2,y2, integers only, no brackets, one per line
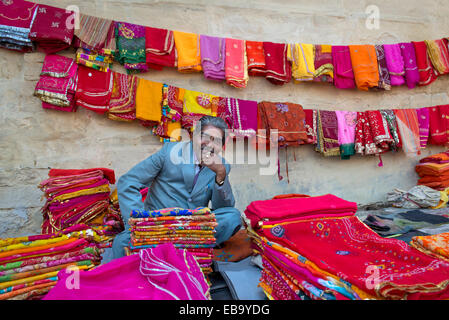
135,78,162,123
416,162,449,177
213,229,253,262
418,180,449,189
411,232,449,262
0,281,57,300
418,173,449,183
173,30,202,73
348,45,379,91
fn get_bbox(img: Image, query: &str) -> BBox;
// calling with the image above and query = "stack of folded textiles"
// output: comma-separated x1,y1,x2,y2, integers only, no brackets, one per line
0,224,105,300
39,168,124,248
0,0,38,52
243,194,449,300
416,151,449,190
128,207,217,276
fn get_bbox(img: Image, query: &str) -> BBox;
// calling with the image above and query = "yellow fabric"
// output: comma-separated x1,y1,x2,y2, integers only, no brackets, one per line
50,185,110,203
431,187,449,209
173,30,202,73
0,235,70,253
182,89,218,116
135,78,163,122
0,265,92,290
287,43,316,81
166,121,182,140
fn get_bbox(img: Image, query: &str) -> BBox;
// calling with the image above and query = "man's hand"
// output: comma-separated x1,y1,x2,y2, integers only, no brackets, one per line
201,150,226,183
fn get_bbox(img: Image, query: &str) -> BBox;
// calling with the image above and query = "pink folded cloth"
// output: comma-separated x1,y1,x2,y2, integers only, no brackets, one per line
44,244,210,300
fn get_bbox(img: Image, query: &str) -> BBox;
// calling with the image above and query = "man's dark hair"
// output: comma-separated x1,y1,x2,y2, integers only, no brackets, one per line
194,115,228,146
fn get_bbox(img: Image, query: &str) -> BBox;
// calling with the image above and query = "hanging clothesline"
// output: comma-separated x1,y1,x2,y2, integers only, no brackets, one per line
1,0,448,91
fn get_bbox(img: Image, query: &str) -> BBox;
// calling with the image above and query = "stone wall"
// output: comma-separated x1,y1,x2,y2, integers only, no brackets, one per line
1,0,448,237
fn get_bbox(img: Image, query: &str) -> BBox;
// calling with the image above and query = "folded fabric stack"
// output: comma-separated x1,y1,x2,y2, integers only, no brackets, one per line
410,232,449,262
0,224,104,300
34,54,78,112
0,0,38,52
75,48,114,72
44,244,210,300
416,151,449,190
28,4,75,54
39,168,124,248
243,194,449,300
128,207,217,276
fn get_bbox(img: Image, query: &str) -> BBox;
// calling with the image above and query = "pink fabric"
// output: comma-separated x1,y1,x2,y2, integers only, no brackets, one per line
383,44,405,86
244,194,357,229
44,244,210,300
331,46,356,89
335,111,357,145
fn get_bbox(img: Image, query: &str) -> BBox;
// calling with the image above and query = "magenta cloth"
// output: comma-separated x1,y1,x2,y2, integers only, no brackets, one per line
226,97,258,138
0,0,38,52
244,194,358,229
416,107,430,148
34,54,78,112
28,4,75,54
399,42,420,89
331,46,356,89
44,244,210,300
383,44,405,86
200,35,226,81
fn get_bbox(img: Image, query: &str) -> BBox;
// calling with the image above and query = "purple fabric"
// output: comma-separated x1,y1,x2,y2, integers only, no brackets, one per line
200,35,226,81
399,42,420,89
43,244,210,300
417,107,430,148
383,44,405,86
331,46,356,89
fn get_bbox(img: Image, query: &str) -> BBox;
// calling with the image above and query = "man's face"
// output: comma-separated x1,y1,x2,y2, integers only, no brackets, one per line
193,125,224,163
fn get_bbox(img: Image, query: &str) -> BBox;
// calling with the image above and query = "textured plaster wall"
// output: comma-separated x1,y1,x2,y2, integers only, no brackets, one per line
0,0,448,237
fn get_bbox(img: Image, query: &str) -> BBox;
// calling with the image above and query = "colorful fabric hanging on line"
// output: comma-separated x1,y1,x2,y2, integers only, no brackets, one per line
28,4,75,54
225,97,258,138
225,38,249,88
73,13,116,52
374,44,391,90
75,65,113,114
145,26,177,70
399,42,420,89
331,46,355,89
412,41,438,86
287,43,315,82
348,45,379,91
115,21,148,73
246,40,266,76
135,78,163,124
263,41,291,85
335,111,357,159
313,45,334,83
173,30,202,73
200,34,226,81
107,71,138,122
